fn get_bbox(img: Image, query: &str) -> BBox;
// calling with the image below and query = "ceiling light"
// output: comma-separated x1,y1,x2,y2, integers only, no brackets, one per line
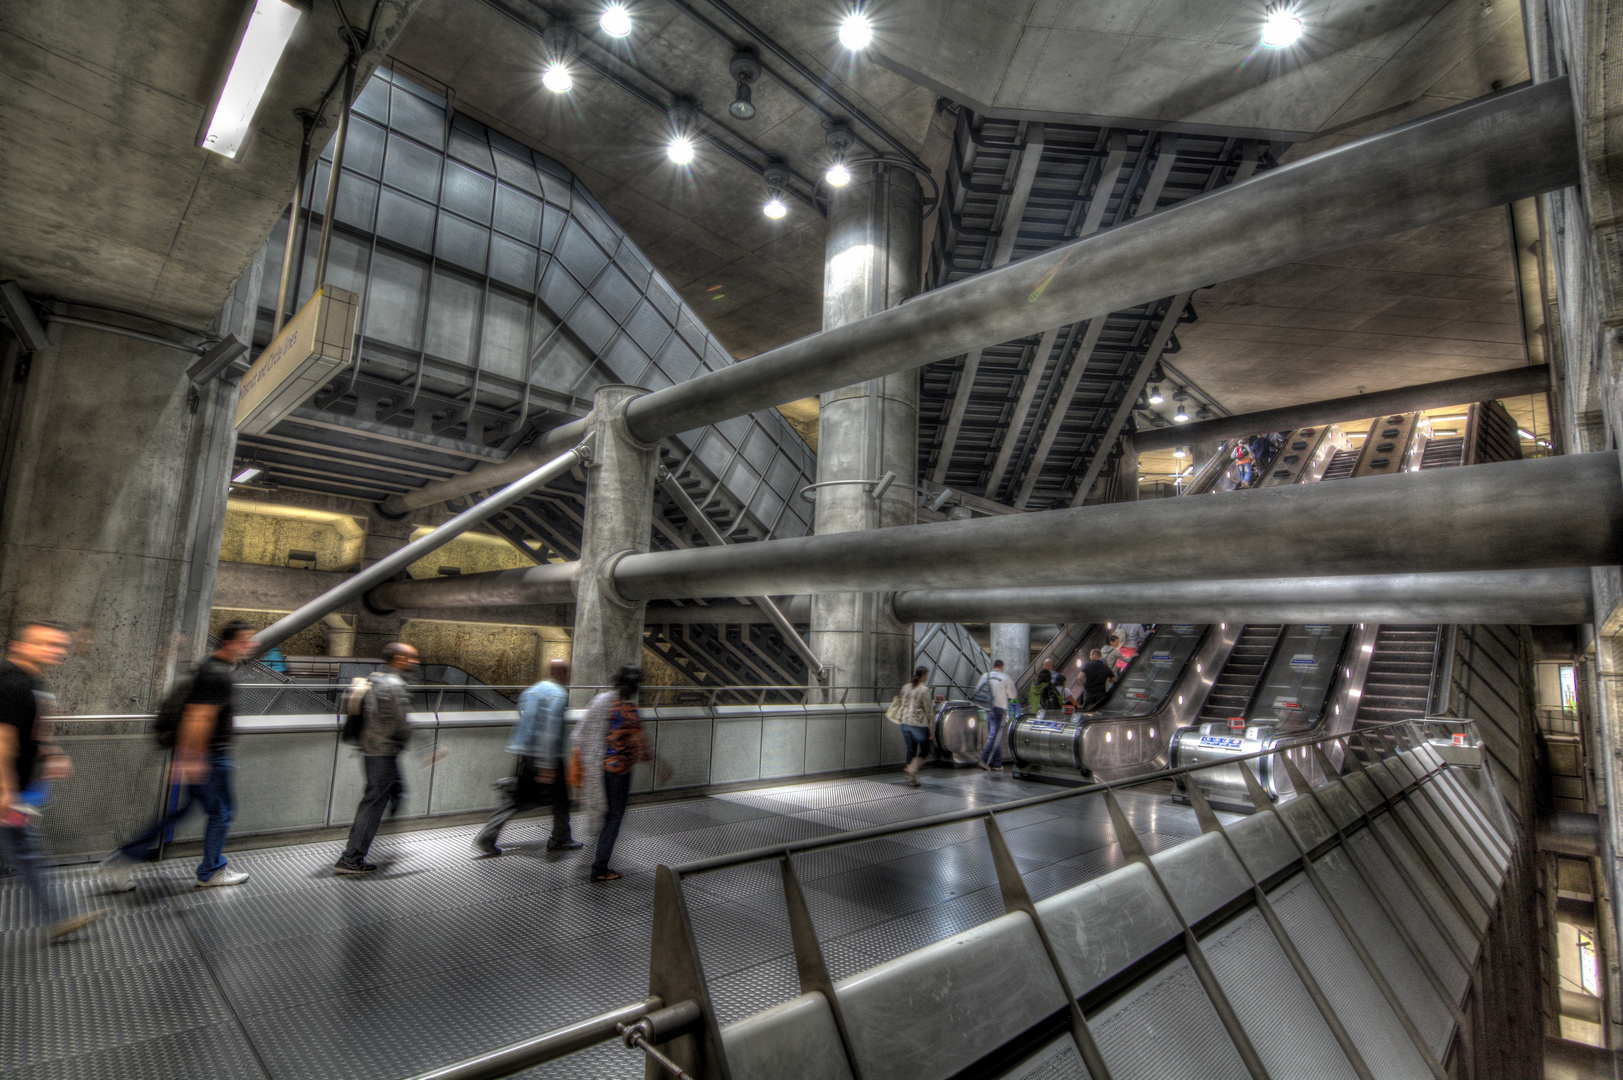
1196,406,1213,420
1261,4,1303,47
1517,428,1534,439
200,0,303,159
542,62,572,93
667,136,695,164
600,3,632,36
729,83,755,120
1173,447,1187,459
1147,384,1164,405
1173,406,1190,423
826,161,851,186
763,197,787,219
729,50,761,120
762,161,791,219
233,462,266,483
839,12,873,50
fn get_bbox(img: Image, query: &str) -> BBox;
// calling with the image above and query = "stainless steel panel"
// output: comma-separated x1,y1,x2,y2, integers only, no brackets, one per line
1036,862,1183,996
1201,906,1360,1080
1313,780,1363,830
421,725,506,815
652,719,713,790
179,731,335,839
835,912,1068,1080
760,716,808,779
1391,804,1491,927
1346,829,1471,1001
1368,818,1483,961
997,1033,1090,1079
722,992,856,1080
1010,714,1082,772
1150,832,1253,925
712,717,764,784
1224,811,1299,881
1268,873,1433,1079
934,703,987,766
1089,954,1249,1080
844,712,882,769
805,714,847,774
1341,770,1383,812
1275,794,1334,850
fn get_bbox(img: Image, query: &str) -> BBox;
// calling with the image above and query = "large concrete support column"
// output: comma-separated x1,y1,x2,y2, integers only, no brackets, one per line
354,506,412,658
570,385,659,704
990,624,1031,674
810,165,922,699
0,317,238,712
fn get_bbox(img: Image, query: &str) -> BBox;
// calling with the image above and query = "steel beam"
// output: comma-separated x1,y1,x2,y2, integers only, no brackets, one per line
891,569,1594,626
381,80,1576,515
367,560,579,612
1013,317,1105,507
1136,364,1552,452
985,325,1061,498
606,451,1623,601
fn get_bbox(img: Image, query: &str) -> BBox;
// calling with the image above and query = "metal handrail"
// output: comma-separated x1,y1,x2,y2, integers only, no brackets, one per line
407,997,664,1080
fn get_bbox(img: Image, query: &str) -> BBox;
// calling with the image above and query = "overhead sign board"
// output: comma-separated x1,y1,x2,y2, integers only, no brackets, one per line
235,286,358,435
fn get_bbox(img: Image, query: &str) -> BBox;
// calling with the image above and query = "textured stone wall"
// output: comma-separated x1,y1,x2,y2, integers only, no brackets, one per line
210,608,328,658
219,507,361,572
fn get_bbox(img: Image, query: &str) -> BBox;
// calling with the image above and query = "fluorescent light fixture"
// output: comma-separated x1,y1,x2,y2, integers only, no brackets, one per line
542,61,572,93
763,196,788,219
601,3,632,36
1517,428,1534,439
1261,4,1303,47
233,462,266,483
200,0,303,159
667,135,695,164
839,12,873,50
826,161,851,186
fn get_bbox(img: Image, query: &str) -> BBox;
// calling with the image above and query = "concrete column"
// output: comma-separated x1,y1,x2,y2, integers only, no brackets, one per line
569,384,659,705
0,318,237,712
354,506,412,658
810,164,922,700
990,623,1031,674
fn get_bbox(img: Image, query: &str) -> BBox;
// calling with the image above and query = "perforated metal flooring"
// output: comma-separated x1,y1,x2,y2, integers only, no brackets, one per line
1,769,1213,1079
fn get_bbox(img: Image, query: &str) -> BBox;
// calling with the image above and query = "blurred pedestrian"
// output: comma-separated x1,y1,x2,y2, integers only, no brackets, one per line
476,659,582,856
101,623,256,891
1102,634,1128,673
974,660,1015,772
894,666,935,787
0,621,106,939
579,665,651,882
334,643,430,875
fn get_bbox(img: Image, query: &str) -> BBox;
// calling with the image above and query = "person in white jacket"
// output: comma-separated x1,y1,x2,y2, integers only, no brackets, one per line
892,666,935,787
975,660,1015,771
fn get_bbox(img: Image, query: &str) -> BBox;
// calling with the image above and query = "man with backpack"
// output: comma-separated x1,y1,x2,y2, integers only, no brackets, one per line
334,642,422,875
101,622,257,891
474,659,581,857
972,659,1015,772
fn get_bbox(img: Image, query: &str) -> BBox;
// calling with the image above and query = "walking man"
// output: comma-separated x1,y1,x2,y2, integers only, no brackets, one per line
475,659,582,856
335,643,424,875
1,621,106,939
102,622,255,890
976,659,1015,772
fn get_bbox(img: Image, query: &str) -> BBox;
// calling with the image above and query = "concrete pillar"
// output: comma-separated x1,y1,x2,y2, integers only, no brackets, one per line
354,506,412,658
569,384,659,705
0,318,237,712
810,164,922,700
323,613,356,657
990,624,1031,674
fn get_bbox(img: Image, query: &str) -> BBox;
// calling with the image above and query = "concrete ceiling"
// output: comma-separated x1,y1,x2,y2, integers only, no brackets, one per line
0,0,420,331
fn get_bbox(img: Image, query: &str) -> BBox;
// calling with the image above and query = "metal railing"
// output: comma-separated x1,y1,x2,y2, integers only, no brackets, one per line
405,715,1501,1080
223,683,941,714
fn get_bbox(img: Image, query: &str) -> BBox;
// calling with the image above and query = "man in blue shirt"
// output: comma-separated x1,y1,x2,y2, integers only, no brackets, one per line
475,659,581,856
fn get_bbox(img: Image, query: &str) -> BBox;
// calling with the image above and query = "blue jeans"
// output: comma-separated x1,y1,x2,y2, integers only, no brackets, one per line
120,753,235,881
901,724,931,765
592,770,632,876
1,820,63,925
981,707,1007,768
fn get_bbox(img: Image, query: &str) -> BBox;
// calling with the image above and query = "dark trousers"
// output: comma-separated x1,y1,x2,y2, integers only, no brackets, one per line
591,770,633,875
342,754,401,862
1,821,62,924
120,753,236,881
477,756,573,847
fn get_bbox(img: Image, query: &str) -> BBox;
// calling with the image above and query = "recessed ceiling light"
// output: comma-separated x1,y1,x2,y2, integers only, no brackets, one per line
1261,5,1303,47
601,4,632,37
667,135,695,164
542,62,572,93
839,12,873,50
233,462,266,483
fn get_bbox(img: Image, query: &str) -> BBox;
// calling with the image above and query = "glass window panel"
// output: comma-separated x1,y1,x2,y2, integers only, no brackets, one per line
480,289,530,381
493,185,543,244
364,249,429,351
322,231,370,301
538,262,584,321
539,171,572,208
353,74,390,123
539,201,564,251
529,307,559,357
617,246,653,292
625,300,671,355
604,335,650,383
593,264,639,324
704,341,733,371
441,161,493,224
715,415,750,445
675,308,706,352
447,115,495,173
648,280,679,322
742,425,774,465
424,270,481,365
308,160,331,215
435,212,489,273
726,457,761,500
556,219,609,284
536,153,572,182
383,133,442,201
334,171,378,231
570,189,619,248
751,486,785,533
567,296,614,353
338,117,386,178
696,431,733,475
656,338,701,383
388,85,445,149
488,234,537,292
533,332,591,394
492,150,542,195
766,454,800,498
375,188,435,252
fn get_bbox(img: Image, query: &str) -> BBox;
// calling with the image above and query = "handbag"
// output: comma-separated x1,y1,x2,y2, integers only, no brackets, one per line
567,746,584,788
884,693,906,724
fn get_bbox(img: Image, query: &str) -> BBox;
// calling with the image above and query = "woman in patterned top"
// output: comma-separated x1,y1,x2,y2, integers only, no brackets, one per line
578,665,651,882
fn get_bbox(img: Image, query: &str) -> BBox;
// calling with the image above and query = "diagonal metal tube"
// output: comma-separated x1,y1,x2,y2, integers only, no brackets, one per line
381,79,1577,516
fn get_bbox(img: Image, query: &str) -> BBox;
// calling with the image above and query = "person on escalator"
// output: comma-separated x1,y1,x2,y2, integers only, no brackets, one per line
1024,670,1049,715
1080,649,1114,711
973,660,1015,772
1116,624,1147,662
1102,634,1128,674
1232,441,1257,488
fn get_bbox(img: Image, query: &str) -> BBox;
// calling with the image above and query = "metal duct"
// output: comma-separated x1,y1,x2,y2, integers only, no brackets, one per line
380,79,1577,515
607,452,1623,600
1135,365,1552,452
891,569,1594,626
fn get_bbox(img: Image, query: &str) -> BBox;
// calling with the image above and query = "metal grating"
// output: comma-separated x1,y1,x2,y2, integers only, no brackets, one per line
1089,955,1250,1080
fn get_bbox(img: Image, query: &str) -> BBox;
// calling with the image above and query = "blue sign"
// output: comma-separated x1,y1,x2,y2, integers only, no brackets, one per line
1027,720,1067,732
1198,736,1244,750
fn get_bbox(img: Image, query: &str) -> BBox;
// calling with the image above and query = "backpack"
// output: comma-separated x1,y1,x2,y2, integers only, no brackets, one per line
971,673,994,708
153,669,196,749
340,676,373,745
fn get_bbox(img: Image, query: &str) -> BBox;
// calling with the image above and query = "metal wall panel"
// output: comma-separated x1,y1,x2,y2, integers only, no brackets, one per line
1089,954,1249,1080
759,717,807,779
712,717,765,784
423,726,509,815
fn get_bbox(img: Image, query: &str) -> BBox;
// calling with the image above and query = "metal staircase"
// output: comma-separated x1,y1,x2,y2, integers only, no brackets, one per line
1353,625,1441,726
1420,437,1466,470
1196,623,1284,724
1319,447,1361,481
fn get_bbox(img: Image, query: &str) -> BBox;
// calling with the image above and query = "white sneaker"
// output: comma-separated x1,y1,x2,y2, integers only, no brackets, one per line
98,853,135,893
196,867,248,888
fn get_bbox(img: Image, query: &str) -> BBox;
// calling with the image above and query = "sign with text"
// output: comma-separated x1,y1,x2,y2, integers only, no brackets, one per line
235,286,358,435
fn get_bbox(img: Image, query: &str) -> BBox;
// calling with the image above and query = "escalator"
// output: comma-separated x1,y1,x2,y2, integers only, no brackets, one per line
1195,624,1283,725
1320,446,1361,480
1353,625,1441,726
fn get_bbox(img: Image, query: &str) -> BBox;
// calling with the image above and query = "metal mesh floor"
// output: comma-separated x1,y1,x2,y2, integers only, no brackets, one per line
1,769,1211,1079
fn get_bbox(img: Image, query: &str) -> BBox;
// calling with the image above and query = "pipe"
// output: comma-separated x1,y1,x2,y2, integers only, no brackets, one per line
892,569,1595,626
368,561,579,612
382,418,590,516
379,79,1579,516
1136,364,1552,452
273,116,317,337
312,60,356,292
255,444,588,651
605,451,1623,601
41,315,205,355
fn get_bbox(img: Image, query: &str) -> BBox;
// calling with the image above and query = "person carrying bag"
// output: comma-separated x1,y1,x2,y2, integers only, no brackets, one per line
889,666,936,787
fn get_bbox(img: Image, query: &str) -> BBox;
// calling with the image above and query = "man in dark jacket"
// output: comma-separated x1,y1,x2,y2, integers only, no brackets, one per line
335,643,422,875
1080,649,1114,711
